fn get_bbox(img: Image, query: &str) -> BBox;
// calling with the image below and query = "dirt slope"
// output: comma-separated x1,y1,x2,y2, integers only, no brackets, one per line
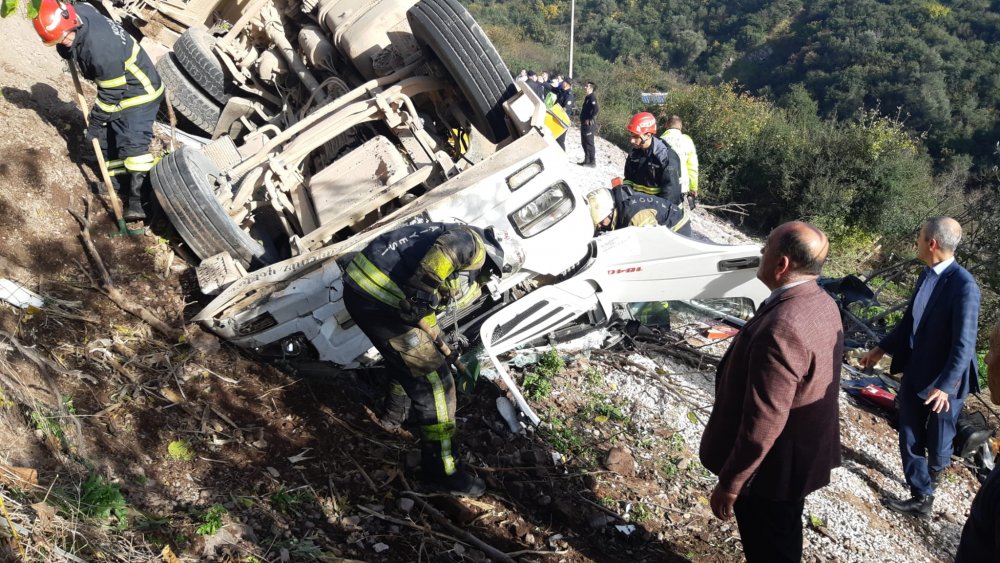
0,13,991,563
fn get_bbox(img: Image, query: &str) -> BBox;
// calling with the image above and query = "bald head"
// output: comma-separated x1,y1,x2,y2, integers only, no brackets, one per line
758,221,829,289
776,221,829,275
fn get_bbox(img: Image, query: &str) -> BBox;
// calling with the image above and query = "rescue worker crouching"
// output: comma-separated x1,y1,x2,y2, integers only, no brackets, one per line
342,223,524,497
33,0,164,222
622,112,691,236
585,184,686,235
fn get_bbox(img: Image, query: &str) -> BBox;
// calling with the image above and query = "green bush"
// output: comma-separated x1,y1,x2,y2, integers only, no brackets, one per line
79,474,128,530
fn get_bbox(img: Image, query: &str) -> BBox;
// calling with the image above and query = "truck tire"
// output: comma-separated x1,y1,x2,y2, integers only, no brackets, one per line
173,25,230,105
151,146,266,267
156,53,221,136
408,0,515,144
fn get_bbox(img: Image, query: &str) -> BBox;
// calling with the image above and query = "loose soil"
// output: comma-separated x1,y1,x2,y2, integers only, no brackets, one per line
0,14,995,563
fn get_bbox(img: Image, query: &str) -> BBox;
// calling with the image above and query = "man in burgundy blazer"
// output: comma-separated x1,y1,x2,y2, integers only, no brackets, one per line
699,221,844,562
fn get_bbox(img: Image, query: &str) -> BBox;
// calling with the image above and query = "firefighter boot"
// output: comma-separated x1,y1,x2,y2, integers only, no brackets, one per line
418,439,485,498
378,383,411,431
124,170,148,221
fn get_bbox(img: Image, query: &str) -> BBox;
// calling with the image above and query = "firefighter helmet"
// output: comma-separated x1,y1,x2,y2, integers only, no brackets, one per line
586,188,615,227
33,0,79,46
626,112,657,136
482,227,525,277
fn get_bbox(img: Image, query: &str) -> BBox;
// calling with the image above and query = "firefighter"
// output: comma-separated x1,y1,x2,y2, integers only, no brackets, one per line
342,223,524,497
585,184,685,234
33,0,164,222
622,112,690,235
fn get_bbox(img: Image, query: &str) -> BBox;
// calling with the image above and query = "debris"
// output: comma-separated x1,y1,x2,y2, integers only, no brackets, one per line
372,542,389,553
0,466,37,489
615,524,637,536
496,397,524,434
287,449,313,464
396,497,415,513
0,278,44,309
603,446,636,477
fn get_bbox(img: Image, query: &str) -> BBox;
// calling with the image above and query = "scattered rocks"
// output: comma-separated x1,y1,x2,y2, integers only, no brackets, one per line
603,446,636,476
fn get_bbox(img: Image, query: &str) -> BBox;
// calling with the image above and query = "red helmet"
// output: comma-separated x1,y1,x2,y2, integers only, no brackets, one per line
33,0,79,46
626,112,657,136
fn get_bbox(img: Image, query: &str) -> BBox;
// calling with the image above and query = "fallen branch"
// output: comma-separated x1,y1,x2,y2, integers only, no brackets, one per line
401,491,516,563
67,200,181,340
697,202,753,217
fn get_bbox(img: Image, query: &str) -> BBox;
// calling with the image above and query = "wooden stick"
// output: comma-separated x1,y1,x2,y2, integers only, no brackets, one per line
401,491,516,563
67,202,181,340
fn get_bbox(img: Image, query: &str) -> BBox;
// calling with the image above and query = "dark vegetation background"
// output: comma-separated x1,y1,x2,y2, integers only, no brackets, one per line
464,0,999,366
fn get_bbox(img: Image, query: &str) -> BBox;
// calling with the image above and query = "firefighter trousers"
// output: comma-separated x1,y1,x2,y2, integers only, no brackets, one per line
343,287,460,474
86,99,160,181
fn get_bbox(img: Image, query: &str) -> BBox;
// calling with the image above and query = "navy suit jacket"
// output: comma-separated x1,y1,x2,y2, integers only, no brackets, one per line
879,261,980,400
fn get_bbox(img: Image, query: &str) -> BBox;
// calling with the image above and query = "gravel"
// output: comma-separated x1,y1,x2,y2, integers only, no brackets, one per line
550,130,974,561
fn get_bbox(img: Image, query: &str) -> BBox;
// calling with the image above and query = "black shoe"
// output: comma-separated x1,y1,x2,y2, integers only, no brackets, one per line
420,468,486,498
929,470,941,487
883,494,934,517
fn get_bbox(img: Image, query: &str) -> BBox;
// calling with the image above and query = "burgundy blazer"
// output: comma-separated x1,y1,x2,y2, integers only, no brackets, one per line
699,281,844,501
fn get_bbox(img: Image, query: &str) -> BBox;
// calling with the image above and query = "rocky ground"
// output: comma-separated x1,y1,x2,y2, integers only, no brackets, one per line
0,13,995,563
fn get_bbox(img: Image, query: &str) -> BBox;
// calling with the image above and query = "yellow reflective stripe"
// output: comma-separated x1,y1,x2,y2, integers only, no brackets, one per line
427,370,450,426
632,183,660,195
629,209,659,227
107,168,125,177
124,154,155,172
97,75,126,88
453,284,482,309
345,262,402,307
441,437,456,474
345,255,404,307
94,83,164,113
671,213,690,232
467,231,486,270
106,159,125,170
124,43,156,95
421,247,456,281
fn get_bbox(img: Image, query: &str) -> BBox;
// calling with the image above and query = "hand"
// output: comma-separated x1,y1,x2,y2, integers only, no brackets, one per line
709,484,737,520
925,388,950,413
84,121,103,145
399,291,439,324
859,346,885,369
687,192,698,210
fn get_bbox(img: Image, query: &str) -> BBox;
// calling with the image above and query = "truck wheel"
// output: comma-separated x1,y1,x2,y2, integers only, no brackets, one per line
408,0,515,144
151,146,266,268
172,25,230,105
156,53,221,136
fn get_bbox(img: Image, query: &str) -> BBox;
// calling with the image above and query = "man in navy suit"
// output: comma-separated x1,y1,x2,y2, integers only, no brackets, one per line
860,216,981,517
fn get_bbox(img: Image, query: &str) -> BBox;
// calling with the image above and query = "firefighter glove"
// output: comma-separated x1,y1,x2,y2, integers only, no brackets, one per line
400,290,439,323
687,192,698,210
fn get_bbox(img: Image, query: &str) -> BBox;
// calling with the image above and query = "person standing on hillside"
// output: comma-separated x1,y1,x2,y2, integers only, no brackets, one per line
33,0,163,222
622,112,689,235
954,318,1000,562
700,221,843,563
556,79,575,116
579,81,599,167
661,115,700,210
525,70,546,100
860,216,981,518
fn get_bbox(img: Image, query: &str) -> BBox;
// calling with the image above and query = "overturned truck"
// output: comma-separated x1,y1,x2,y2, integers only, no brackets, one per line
132,0,769,424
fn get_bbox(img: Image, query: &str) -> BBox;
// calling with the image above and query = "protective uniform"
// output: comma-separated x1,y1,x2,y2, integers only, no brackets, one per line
39,0,164,221
587,185,685,233
661,128,699,198
342,223,514,497
579,88,599,166
623,136,688,235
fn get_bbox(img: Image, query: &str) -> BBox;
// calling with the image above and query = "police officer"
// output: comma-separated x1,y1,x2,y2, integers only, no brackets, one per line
622,112,690,235
579,81,599,167
585,185,685,234
33,0,164,221
342,223,523,497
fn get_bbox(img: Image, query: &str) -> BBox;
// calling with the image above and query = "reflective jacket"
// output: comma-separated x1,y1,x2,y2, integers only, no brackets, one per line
623,135,682,204
344,223,489,311
661,129,699,195
611,185,685,231
57,3,163,124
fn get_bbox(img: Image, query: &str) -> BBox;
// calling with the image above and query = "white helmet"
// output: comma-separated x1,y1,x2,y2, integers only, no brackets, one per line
482,227,526,276
586,188,614,227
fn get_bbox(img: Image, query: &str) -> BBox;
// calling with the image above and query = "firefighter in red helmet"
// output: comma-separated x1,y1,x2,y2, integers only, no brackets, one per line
33,0,164,222
622,112,690,235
